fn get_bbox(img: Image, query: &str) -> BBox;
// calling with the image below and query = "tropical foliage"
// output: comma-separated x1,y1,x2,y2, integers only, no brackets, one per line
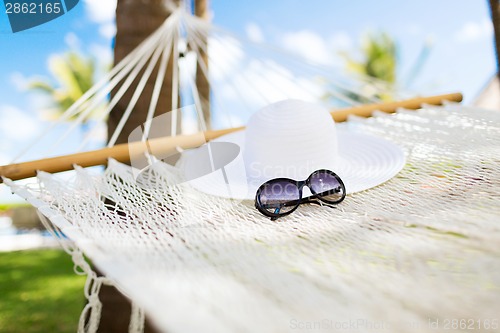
28,52,105,122
341,31,397,101
344,32,397,84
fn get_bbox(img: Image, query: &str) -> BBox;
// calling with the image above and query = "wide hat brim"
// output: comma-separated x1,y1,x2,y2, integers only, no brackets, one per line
178,126,406,200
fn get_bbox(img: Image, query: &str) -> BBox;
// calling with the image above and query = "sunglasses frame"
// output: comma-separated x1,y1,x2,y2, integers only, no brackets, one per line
254,169,346,220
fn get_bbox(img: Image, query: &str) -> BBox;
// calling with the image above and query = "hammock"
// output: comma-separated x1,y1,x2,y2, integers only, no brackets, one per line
2,4,499,333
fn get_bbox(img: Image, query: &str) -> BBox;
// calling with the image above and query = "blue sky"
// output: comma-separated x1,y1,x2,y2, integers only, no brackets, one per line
211,0,494,97
0,0,495,202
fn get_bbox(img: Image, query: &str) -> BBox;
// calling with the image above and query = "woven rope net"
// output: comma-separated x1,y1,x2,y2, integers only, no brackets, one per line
5,103,500,333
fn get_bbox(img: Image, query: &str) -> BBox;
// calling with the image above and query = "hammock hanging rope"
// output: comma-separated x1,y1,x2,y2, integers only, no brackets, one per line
1,4,497,333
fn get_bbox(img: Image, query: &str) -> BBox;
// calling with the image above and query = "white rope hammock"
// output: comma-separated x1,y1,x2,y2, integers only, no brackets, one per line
4,104,500,333
2,4,498,333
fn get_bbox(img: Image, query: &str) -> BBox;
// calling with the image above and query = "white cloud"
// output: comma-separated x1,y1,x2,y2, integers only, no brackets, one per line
99,22,116,39
86,121,107,143
89,43,113,65
0,152,10,165
245,23,264,43
455,19,493,43
175,32,326,127
329,31,352,51
212,112,244,129
83,0,116,24
179,51,198,95
176,32,326,128
9,72,28,91
282,30,332,65
221,59,323,109
181,114,200,134
0,105,41,142
180,36,245,86
207,36,245,81
83,0,116,40
65,32,81,49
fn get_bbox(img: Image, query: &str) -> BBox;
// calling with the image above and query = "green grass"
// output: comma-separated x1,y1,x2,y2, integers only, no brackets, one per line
0,203,30,213
0,250,86,333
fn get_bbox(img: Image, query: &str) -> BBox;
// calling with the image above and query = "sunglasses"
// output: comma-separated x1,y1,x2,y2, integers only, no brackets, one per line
254,169,346,220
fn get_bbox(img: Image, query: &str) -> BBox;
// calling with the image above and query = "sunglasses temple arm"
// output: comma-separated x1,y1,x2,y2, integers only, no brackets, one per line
267,199,333,220
261,196,341,211
302,198,340,209
260,199,301,210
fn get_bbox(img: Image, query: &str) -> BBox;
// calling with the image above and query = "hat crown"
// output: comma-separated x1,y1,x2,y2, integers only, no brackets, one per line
244,99,338,181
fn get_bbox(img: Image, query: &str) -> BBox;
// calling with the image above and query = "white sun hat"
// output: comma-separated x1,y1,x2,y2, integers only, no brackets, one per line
177,99,406,200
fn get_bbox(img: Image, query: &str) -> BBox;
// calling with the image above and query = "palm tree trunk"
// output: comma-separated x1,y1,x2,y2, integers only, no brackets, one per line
194,0,211,128
107,0,181,145
100,1,179,332
489,0,500,82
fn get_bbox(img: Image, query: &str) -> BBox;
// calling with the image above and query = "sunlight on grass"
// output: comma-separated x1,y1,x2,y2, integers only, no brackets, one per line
0,203,30,212
0,249,86,333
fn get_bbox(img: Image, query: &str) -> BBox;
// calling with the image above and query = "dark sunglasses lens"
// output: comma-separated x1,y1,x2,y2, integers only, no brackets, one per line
309,171,345,204
257,180,300,216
